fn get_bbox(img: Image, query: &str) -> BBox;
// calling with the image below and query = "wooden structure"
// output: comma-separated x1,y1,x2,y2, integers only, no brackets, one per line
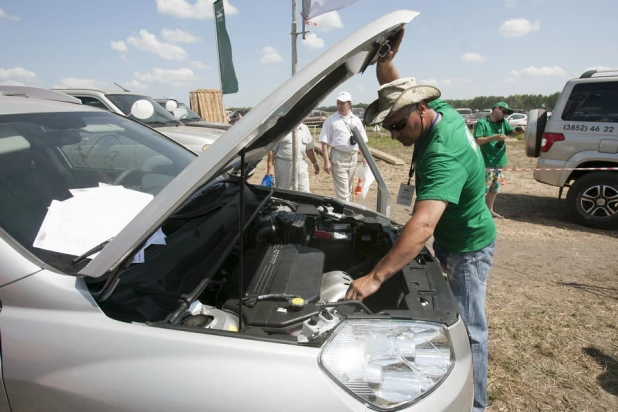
189,89,226,123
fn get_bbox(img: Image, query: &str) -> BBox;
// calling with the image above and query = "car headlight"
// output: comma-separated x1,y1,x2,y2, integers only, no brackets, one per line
319,320,454,410
202,144,211,151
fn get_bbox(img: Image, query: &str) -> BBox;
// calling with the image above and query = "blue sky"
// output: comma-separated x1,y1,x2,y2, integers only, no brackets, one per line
1,0,617,109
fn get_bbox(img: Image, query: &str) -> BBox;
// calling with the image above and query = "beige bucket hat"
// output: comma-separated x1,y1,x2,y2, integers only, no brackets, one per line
364,78,441,126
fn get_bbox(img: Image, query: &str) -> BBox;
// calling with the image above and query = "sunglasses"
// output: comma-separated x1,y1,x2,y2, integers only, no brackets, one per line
498,107,509,114
383,105,417,132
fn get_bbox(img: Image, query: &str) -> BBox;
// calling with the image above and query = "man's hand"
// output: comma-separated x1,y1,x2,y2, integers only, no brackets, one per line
324,161,332,174
313,163,320,175
377,28,404,66
496,134,507,142
345,273,382,302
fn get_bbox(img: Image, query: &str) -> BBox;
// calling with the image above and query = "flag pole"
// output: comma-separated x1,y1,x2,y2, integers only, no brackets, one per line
291,0,299,190
213,1,227,123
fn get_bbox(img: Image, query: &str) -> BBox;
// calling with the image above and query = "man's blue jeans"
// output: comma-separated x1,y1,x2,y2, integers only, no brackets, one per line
433,239,496,412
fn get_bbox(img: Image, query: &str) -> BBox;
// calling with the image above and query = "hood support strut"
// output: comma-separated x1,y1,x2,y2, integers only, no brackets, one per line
237,150,246,332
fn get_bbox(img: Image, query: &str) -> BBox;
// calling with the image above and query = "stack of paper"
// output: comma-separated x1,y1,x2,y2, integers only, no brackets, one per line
34,183,159,261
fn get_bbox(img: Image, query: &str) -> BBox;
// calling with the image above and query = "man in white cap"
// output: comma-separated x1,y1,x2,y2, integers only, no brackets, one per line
318,91,368,201
345,29,496,412
266,123,320,192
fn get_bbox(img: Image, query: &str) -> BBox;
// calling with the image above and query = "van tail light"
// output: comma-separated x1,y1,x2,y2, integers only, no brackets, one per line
541,133,565,152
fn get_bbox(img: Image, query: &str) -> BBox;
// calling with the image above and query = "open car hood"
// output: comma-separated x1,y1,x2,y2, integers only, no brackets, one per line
79,9,420,279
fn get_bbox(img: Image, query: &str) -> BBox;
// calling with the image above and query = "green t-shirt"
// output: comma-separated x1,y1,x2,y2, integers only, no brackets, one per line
473,116,513,167
414,100,496,253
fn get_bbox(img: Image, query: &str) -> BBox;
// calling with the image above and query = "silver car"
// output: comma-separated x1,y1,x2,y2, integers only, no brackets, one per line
526,68,618,229
53,89,226,154
0,10,472,412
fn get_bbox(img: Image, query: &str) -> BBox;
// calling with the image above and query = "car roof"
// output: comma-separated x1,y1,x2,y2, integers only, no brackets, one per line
54,88,149,96
0,96,107,115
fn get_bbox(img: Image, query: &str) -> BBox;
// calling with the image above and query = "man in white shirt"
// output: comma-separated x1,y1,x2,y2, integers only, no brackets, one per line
319,91,368,201
266,123,320,192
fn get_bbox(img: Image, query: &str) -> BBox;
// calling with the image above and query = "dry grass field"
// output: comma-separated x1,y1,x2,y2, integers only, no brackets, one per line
250,129,617,411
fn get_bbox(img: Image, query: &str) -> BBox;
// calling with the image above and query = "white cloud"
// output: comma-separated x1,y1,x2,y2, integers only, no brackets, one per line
127,80,147,90
504,77,517,83
0,67,37,80
0,80,26,86
499,18,540,38
127,30,187,60
461,52,487,63
111,41,128,52
302,33,325,50
505,0,517,7
134,68,198,86
162,29,200,44
0,8,20,21
53,78,105,89
459,77,472,84
583,65,613,72
156,0,238,19
420,79,452,87
311,11,343,32
120,54,129,62
509,66,565,76
258,47,283,64
190,61,209,70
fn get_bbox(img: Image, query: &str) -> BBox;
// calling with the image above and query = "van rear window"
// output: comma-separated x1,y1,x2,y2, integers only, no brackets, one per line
562,82,618,123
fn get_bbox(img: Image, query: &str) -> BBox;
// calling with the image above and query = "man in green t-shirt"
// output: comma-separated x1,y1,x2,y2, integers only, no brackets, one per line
473,102,524,218
344,28,496,412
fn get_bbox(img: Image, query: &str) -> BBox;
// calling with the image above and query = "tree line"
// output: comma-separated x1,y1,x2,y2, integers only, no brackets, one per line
314,92,561,113
229,92,561,114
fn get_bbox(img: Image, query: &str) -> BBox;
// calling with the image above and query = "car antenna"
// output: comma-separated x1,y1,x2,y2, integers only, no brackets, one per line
114,82,131,92
237,150,246,332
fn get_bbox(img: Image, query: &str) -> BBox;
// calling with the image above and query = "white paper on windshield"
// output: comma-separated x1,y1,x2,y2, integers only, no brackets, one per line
34,184,154,258
132,228,167,263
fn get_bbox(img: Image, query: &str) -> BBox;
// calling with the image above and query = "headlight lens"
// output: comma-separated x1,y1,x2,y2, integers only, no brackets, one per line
319,320,453,410
202,144,211,151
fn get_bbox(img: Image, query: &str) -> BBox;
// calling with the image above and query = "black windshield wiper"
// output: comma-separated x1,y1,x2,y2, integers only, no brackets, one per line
72,238,114,265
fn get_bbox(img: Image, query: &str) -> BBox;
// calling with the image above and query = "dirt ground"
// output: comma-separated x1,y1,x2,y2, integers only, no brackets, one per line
250,138,617,411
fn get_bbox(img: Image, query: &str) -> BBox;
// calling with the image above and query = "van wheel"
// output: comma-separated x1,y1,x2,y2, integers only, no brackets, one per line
566,172,618,229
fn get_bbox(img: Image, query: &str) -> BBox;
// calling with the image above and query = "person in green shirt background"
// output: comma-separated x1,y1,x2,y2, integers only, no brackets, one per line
345,28,496,412
473,102,524,218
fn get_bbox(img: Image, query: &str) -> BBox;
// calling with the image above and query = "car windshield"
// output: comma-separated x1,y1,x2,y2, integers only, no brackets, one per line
0,110,195,274
106,94,181,127
469,112,487,120
171,103,202,121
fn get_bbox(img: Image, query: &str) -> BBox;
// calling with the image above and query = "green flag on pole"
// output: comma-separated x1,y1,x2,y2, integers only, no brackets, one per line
213,0,238,94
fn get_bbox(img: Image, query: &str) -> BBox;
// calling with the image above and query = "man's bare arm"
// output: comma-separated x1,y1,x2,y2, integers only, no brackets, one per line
376,28,404,85
345,199,447,301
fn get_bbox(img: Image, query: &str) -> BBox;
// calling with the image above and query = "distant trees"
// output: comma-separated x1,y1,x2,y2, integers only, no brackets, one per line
443,92,561,112
316,93,560,113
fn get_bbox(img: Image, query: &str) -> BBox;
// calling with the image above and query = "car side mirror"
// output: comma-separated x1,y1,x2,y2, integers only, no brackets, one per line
130,100,155,120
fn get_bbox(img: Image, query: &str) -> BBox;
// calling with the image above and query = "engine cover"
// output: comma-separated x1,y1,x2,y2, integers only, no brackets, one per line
243,243,324,302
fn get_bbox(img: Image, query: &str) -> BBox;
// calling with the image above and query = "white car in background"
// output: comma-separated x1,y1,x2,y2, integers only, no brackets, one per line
507,113,527,128
54,89,226,154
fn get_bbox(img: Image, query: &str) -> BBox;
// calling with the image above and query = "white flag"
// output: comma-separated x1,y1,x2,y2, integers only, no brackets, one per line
303,0,360,20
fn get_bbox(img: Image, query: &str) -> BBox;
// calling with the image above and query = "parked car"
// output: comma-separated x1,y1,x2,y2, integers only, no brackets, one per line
53,89,225,154
303,109,330,127
229,108,251,125
155,98,230,131
526,68,618,229
351,107,365,125
465,111,488,129
506,113,527,128
0,10,473,412
455,108,472,118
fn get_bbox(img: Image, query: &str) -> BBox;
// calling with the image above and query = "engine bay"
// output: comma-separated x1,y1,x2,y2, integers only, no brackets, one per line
92,182,458,345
